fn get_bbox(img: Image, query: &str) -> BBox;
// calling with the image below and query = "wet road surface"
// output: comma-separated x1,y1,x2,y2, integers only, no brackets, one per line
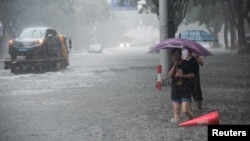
0,47,249,141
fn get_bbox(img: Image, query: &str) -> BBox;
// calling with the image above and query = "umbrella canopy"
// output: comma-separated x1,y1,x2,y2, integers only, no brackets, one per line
147,38,213,56
178,30,218,42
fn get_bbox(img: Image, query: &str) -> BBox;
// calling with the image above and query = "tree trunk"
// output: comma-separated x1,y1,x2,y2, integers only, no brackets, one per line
237,15,247,48
224,19,229,49
229,20,236,49
235,0,247,49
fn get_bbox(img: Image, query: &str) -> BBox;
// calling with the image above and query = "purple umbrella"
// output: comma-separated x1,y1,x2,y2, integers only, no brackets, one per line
148,38,213,56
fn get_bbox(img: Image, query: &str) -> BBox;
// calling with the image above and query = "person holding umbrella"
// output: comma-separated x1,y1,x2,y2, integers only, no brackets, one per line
184,50,204,110
168,48,194,123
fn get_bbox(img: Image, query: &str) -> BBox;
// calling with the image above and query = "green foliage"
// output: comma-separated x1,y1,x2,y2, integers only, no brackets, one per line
185,0,223,35
0,0,111,35
139,0,189,37
192,0,217,7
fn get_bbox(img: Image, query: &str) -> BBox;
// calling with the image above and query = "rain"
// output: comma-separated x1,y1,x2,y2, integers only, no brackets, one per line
0,0,250,141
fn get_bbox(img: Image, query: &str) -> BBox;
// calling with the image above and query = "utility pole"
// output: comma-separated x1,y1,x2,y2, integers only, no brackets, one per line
159,0,168,83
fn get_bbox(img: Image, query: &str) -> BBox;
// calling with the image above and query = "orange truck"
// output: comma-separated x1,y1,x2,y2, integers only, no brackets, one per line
3,27,72,73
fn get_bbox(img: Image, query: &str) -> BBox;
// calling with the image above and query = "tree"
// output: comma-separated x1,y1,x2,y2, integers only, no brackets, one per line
0,0,111,53
185,0,222,48
226,0,248,51
139,0,189,38
186,0,250,52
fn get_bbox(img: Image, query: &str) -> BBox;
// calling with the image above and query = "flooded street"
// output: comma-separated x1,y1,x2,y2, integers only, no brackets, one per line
0,47,250,141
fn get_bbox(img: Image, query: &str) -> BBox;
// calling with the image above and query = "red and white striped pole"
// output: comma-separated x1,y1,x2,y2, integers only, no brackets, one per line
156,65,162,90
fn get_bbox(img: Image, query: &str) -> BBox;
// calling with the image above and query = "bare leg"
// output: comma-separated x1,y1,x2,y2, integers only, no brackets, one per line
173,102,181,123
182,101,193,119
197,101,202,110
189,99,192,111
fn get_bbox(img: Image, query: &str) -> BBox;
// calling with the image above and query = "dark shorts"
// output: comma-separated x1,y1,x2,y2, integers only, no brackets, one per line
172,97,191,104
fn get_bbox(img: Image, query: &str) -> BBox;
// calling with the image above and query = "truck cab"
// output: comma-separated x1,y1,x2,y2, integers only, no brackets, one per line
9,27,61,60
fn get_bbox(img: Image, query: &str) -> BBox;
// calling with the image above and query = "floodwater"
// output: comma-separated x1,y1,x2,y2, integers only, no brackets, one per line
0,47,249,141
